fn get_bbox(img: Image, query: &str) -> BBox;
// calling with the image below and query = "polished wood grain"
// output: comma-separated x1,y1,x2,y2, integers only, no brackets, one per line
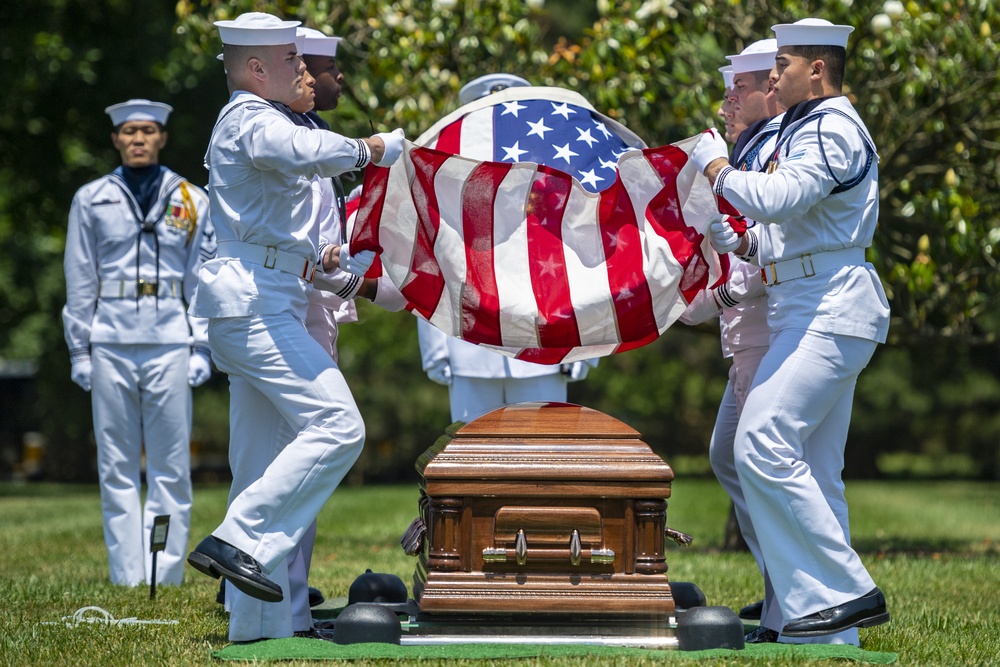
411,402,677,616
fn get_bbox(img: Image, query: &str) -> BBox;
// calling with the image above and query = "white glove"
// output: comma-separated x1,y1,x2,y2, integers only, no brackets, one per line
561,361,593,382
339,244,376,276
372,276,408,312
426,360,452,386
678,289,722,326
709,216,741,254
71,358,92,392
373,128,405,167
188,351,212,387
690,128,730,174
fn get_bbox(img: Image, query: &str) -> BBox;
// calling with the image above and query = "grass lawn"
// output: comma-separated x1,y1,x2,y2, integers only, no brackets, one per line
0,479,997,666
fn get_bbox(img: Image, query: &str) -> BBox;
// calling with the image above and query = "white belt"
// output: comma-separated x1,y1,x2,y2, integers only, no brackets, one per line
761,247,866,286
99,279,182,298
217,241,317,283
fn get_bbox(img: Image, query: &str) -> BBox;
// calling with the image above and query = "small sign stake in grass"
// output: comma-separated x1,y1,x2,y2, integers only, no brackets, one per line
150,515,170,600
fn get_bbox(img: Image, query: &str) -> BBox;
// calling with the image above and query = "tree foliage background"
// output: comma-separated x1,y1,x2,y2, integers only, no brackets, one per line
1,0,997,483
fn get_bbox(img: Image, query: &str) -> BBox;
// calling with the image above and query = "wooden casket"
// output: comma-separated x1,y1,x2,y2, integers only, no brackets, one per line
409,402,676,617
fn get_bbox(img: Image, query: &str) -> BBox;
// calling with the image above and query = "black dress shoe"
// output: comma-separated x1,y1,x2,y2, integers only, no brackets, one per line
294,626,334,640
781,587,889,637
216,578,226,605
308,586,325,607
188,535,283,603
739,599,764,620
744,626,779,643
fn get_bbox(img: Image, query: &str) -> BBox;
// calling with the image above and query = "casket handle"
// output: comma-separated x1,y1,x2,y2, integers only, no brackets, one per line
665,526,694,547
482,529,615,566
569,529,582,566
515,529,528,565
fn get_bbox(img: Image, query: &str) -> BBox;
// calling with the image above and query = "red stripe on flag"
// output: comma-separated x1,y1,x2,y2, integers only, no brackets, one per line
348,179,389,278
351,164,390,278
402,147,451,320
527,166,582,348
616,334,659,354
516,346,572,365
599,176,659,344
459,161,510,346
434,116,463,154
642,146,715,302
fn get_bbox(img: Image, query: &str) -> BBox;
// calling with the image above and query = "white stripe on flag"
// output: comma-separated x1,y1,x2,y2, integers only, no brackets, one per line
493,166,542,347
561,184,616,347
427,155,482,337
458,108,495,160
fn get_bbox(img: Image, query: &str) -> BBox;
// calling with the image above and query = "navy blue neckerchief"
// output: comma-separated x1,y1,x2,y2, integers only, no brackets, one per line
306,110,330,130
271,100,314,128
775,96,834,143
771,96,875,194
117,164,164,219
113,164,170,310
732,117,779,172
730,117,770,165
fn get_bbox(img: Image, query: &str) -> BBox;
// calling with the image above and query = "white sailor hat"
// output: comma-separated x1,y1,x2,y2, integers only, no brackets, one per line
298,27,342,57
458,73,531,106
772,18,854,49
718,65,734,89
727,39,778,74
215,12,301,47
105,99,173,126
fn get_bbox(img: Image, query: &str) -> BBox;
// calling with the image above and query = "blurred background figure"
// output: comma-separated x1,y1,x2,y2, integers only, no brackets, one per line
62,98,215,586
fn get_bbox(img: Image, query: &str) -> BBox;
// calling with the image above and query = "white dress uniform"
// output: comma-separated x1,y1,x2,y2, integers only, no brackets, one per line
273,104,406,632
190,88,381,642
417,319,591,423
714,89,888,638
680,112,774,621
62,161,214,586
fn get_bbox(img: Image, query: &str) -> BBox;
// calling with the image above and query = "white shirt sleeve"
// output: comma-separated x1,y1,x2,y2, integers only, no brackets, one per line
182,183,214,349
417,318,450,372
245,111,367,180
61,189,99,357
720,120,867,225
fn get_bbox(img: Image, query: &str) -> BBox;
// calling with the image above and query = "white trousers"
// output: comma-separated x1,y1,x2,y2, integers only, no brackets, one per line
709,346,769,577
735,328,876,642
449,374,568,423
208,310,364,642
711,343,859,644
287,302,340,630
91,343,192,587
304,301,340,363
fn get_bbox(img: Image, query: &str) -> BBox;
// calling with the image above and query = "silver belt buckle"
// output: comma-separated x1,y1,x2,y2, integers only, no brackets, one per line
264,246,279,269
800,254,816,278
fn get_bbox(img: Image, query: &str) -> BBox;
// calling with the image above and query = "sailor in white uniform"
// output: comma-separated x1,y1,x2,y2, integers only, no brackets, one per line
418,319,594,423
682,44,777,638
691,19,891,641
416,74,595,424
277,27,407,637
184,12,405,643
62,98,215,587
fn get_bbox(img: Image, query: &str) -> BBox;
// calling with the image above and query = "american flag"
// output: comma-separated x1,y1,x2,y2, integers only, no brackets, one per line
351,87,726,363
422,87,644,194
